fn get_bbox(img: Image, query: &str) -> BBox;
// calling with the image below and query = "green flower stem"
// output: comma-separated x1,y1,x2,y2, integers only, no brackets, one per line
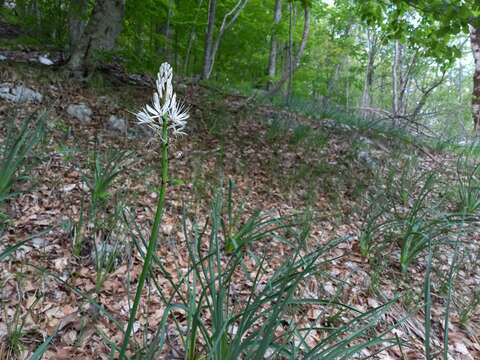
118,119,169,359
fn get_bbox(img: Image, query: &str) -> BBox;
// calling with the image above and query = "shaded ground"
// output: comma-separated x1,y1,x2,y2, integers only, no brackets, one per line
0,18,22,39
0,60,479,359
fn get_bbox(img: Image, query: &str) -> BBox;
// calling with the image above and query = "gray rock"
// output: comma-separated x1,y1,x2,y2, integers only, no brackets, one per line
136,123,155,139
321,119,352,131
38,55,54,66
32,237,48,249
358,150,377,169
358,136,374,146
0,83,43,103
107,115,127,133
67,103,93,123
128,74,152,86
97,96,111,105
91,243,116,264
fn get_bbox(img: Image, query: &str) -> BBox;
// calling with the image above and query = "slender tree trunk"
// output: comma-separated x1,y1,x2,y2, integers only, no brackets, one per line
470,25,480,134
345,59,351,111
321,24,352,108
458,58,464,103
164,0,174,64
202,0,217,79
286,2,294,103
184,30,197,75
184,0,204,75
68,0,89,54
321,62,341,110
392,40,402,124
400,51,417,116
267,0,282,90
411,70,446,121
67,0,126,78
32,0,40,28
361,29,377,118
265,5,311,97
203,0,249,80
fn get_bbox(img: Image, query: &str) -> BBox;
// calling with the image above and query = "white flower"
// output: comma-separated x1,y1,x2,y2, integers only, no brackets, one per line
168,94,189,137
135,62,188,142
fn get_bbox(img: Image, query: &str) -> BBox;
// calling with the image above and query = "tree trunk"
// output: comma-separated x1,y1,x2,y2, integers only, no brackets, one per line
68,0,89,54
267,0,282,90
203,0,249,80
184,0,204,75
286,2,295,103
392,40,402,124
67,0,126,78
164,0,174,64
400,51,418,116
411,70,446,121
361,29,377,118
470,25,480,134
265,5,311,97
202,0,217,79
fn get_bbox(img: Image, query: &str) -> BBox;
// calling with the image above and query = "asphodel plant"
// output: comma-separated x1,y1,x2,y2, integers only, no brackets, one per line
118,63,188,359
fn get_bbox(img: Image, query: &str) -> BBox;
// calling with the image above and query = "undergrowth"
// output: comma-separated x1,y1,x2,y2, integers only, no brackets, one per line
1,66,479,359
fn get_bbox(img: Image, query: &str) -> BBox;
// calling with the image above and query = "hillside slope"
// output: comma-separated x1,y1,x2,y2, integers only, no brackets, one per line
0,61,479,359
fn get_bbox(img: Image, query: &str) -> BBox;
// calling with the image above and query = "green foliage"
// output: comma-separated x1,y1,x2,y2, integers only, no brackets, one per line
13,0,69,47
397,174,438,273
357,0,479,65
5,0,476,136
0,113,45,229
71,195,86,257
359,206,386,258
289,124,311,145
0,238,30,262
87,149,130,207
118,119,170,360
222,179,292,253
359,159,445,273
1,292,47,359
455,147,480,215
458,289,480,326
67,149,130,286
2,304,27,358
266,118,289,144
0,113,45,202
29,333,57,360
3,1,480,358
128,191,398,359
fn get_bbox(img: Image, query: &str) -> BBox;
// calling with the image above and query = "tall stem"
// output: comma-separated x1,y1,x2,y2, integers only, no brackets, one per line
118,119,169,359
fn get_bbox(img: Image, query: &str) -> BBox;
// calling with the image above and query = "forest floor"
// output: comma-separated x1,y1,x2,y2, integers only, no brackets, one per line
1,57,480,359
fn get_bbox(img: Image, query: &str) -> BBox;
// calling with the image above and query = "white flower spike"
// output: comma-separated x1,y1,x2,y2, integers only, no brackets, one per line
136,62,188,142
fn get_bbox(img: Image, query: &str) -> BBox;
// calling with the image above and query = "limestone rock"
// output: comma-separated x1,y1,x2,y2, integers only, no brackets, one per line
67,103,93,124
38,55,54,66
106,115,127,133
0,83,43,103
358,150,375,167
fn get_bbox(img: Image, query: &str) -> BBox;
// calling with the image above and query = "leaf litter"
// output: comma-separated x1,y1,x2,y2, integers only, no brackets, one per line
0,63,479,359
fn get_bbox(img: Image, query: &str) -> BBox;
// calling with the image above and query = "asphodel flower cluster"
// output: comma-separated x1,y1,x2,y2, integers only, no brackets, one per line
136,62,189,142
